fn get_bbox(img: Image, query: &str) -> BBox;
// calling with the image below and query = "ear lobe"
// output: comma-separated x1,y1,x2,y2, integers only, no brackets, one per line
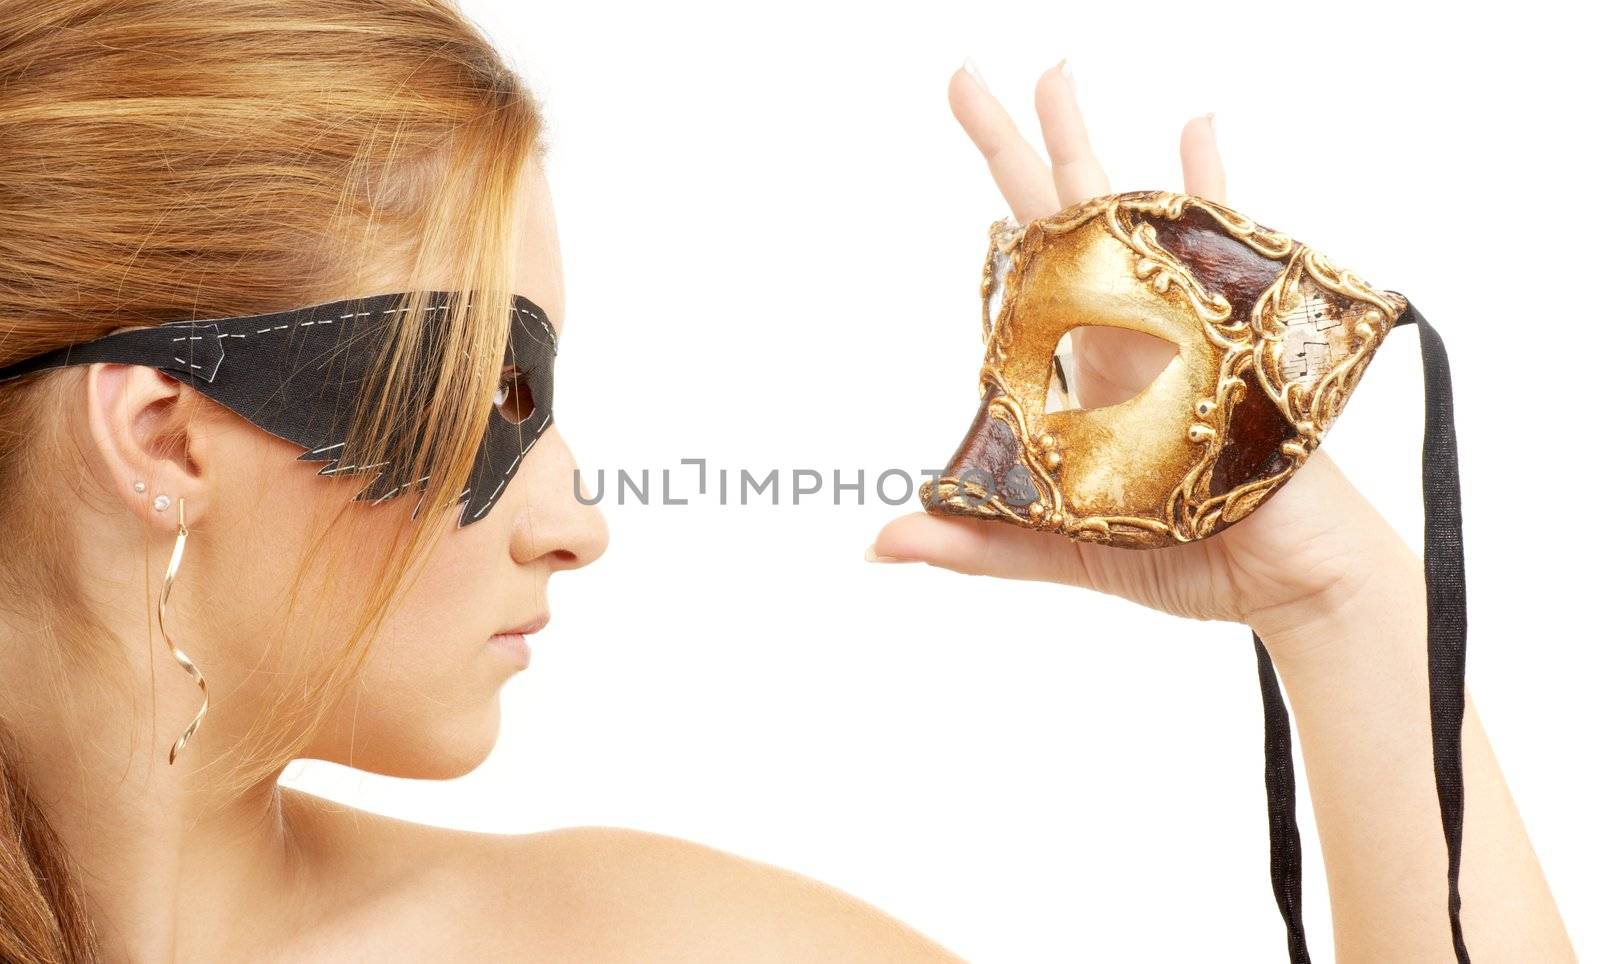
84,363,210,528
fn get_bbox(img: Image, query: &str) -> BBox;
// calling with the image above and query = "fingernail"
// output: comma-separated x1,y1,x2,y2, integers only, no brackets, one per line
962,57,988,92
1057,58,1072,83
1206,111,1217,143
865,545,910,564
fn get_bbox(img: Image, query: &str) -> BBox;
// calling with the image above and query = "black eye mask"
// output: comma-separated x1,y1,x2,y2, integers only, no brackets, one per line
0,290,556,526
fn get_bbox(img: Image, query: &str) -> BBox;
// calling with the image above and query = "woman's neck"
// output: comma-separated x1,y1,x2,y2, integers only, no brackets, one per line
48,750,306,958
1,621,319,961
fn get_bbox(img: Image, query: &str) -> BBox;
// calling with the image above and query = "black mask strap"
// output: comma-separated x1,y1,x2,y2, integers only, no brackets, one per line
1252,631,1310,961
1253,303,1469,963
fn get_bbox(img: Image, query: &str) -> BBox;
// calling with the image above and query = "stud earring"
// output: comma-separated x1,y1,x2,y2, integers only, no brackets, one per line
133,480,147,494
159,496,208,765
153,494,171,512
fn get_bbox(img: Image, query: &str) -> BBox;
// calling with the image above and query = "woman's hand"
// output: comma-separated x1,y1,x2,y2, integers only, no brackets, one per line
871,63,1578,961
868,61,1417,659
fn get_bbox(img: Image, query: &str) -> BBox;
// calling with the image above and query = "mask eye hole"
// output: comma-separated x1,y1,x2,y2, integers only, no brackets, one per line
1045,326,1179,413
493,366,537,423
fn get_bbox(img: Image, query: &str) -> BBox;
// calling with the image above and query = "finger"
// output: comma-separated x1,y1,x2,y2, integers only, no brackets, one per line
949,61,1060,224
1179,113,1226,203
869,511,1092,588
1034,61,1110,206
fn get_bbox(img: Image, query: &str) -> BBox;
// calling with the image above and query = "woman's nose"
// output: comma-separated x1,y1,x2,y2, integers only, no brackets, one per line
508,428,608,570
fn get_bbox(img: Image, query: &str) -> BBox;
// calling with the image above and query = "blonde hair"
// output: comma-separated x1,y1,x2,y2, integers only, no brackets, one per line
0,1,544,959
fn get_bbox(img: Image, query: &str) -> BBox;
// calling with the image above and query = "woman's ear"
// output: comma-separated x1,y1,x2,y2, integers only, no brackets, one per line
83,363,212,529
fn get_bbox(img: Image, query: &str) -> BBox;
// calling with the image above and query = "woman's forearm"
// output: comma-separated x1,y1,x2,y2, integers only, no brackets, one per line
1255,545,1574,961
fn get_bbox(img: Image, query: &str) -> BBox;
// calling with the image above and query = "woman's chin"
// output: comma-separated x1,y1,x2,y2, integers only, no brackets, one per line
314,700,504,780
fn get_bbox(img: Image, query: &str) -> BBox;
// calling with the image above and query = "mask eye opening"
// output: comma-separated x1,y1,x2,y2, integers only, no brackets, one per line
1043,325,1179,414
493,365,537,424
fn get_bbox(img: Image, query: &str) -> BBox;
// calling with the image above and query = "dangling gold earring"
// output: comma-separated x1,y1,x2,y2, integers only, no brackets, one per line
158,495,208,765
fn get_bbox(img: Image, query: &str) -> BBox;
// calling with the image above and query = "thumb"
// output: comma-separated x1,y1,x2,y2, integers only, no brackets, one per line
868,511,1091,587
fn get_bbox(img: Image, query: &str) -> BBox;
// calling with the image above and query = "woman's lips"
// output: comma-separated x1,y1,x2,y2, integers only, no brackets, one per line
497,612,550,637
488,613,547,670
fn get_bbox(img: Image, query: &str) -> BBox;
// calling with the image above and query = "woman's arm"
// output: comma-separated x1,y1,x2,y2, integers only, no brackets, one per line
871,60,1576,958
1251,464,1574,961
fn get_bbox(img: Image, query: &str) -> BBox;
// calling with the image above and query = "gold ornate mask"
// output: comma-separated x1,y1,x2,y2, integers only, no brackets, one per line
919,190,1408,549
918,192,1475,963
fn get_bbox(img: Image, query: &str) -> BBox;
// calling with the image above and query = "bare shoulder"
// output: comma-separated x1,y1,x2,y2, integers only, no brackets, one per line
279,787,962,963
490,825,962,962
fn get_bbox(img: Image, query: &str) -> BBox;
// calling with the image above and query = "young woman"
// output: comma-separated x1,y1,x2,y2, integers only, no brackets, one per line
0,2,1574,961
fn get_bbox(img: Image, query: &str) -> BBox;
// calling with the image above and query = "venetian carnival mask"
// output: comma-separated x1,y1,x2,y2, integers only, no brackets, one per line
920,191,1472,964
919,191,1408,548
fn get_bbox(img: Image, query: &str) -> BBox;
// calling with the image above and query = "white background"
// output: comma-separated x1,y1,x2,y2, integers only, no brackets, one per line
284,1,1599,959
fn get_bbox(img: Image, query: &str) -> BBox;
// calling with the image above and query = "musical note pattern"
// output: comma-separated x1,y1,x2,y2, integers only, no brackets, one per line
1278,289,1356,384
